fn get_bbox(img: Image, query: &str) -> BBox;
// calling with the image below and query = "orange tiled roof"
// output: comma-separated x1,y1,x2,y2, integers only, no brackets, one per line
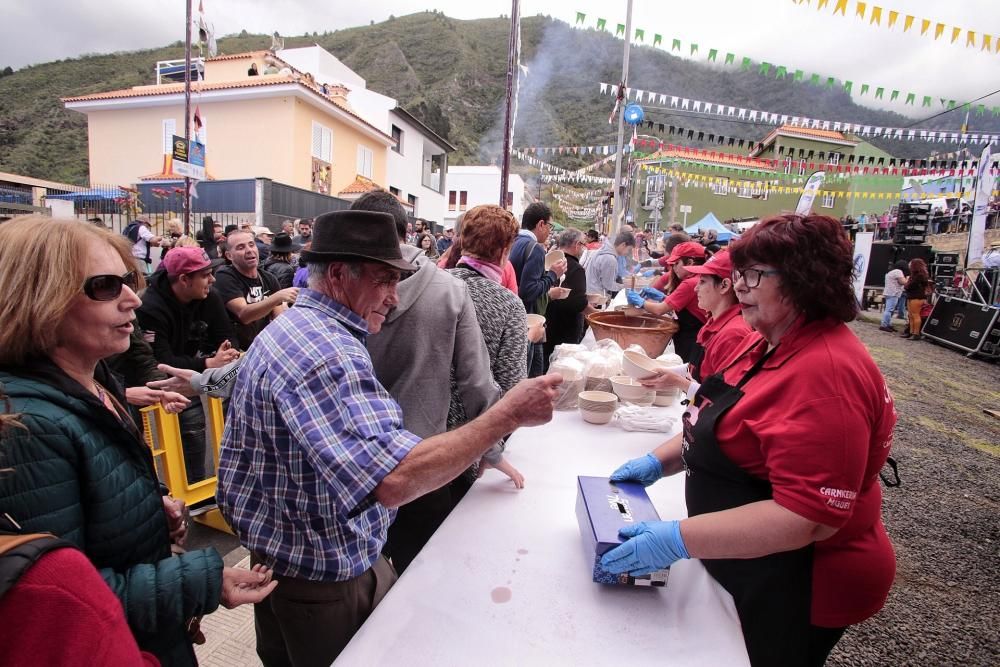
206,50,271,62
338,175,381,196
774,124,850,141
641,149,773,170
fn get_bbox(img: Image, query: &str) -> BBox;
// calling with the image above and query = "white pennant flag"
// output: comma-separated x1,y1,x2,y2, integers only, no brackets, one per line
659,94,667,105
670,96,679,107
600,83,608,94
681,98,690,109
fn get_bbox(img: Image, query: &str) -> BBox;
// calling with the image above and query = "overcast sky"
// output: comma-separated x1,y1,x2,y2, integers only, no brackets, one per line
5,0,1000,117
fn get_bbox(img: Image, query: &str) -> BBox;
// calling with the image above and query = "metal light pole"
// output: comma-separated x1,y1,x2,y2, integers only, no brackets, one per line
499,0,521,209
610,0,634,236
183,0,192,235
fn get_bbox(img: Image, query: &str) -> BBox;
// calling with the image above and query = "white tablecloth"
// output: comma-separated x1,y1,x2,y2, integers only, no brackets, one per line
336,408,749,666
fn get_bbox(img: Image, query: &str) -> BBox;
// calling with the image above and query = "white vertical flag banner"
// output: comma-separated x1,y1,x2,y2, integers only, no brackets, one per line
796,171,826,215
967,144,993,267
852,232,875,305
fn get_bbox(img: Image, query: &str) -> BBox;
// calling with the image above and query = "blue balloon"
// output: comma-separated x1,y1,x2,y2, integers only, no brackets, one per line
624,104,645,125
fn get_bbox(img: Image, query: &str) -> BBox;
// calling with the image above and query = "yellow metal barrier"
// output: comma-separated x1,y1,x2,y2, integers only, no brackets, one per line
140,398,233,535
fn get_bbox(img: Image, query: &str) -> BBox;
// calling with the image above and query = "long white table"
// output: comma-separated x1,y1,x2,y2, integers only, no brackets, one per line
336,408,749,666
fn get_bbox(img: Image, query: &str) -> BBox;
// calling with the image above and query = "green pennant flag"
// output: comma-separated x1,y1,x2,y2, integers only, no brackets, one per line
708,48,718,61
905,93,916,105
635,28,644,42
725,53,735,65
809,73,821,86
653,33,663,47
576,12,586,24
776,65,787,79
794,69,804,81
690,43,698,55
890,90,900,101
992,106,1000,117
616,23,625,37
741,56,752,70
949,100,958,110
976,104,986,116
760,62,771,76
825,77,836,88
596,18,607,31
844,81,853,94
672,38,682,51
860,84,870,96
875,87,884,99
922,96,932,107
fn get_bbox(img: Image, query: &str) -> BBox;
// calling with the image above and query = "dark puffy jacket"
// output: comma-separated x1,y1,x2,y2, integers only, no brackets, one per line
0,360,223,666
136,269,236,371
262,257,296,290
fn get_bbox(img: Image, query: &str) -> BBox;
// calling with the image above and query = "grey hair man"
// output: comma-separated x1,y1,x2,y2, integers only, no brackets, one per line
216,209,561,666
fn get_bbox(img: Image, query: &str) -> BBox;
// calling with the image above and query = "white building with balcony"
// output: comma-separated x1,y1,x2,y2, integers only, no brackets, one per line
444,166,526,228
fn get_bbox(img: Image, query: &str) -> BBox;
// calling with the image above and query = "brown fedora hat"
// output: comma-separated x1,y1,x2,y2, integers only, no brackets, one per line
300,210,417,272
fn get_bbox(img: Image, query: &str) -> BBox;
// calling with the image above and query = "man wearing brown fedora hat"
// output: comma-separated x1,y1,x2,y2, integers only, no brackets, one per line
217,209,562,666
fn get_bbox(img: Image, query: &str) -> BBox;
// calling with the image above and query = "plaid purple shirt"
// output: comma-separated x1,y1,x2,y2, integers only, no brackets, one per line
217,289,420,581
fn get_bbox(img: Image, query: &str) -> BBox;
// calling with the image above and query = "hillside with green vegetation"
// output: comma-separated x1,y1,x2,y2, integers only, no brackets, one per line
1,11,993,186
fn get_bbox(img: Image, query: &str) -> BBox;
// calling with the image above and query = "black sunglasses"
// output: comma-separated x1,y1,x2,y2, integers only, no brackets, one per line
83,271,139,301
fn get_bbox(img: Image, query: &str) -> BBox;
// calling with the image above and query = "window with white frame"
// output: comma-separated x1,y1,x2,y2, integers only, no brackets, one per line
162,118,176,155
828,152,840,166
711,177,730,196
448,190,457,211
311,121,332,163
391,125,404,154
737,181,769,200
798,161,807,176
645,174,666,206
821,192,835,208
357,146,374,179
782,157,792,175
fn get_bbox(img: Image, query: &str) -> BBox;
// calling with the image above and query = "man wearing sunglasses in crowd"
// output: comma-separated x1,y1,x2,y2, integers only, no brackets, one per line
136,247,240,482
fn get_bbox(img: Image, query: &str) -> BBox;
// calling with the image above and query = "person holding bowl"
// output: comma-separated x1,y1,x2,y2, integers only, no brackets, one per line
606,213,897,666
0,217,277,666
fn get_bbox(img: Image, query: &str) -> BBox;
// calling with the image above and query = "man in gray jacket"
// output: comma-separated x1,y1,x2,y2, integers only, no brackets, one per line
586,230,635,297
356,191,519,572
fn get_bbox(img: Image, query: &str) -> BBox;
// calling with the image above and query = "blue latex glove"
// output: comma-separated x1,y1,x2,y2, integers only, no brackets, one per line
640,286,666,303
640,269,657,277
625,290,645,308
600,520,690,576
609,453,663,487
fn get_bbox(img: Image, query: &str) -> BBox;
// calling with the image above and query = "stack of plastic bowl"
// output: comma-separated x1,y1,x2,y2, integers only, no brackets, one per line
578,390,618,424
654,388,680,406
621,350,670,380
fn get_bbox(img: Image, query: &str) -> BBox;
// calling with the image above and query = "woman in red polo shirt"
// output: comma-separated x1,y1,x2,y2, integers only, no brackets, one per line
639,249,750,393
625,241,709,362
606,214,897,666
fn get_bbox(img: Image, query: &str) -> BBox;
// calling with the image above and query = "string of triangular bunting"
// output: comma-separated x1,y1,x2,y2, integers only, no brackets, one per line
598,83,1000,144
511,149,614,184
571,14,988,112
792,0,997,53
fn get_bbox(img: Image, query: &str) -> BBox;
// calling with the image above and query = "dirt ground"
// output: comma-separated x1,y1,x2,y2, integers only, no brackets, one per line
827,314,1000,666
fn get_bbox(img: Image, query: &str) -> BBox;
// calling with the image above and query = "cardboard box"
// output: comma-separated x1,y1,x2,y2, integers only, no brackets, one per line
575,476,669,587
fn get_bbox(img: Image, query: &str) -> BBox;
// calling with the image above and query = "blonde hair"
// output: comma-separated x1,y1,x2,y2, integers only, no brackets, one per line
175,236,200,248
165,217,184,235
0,216,143,366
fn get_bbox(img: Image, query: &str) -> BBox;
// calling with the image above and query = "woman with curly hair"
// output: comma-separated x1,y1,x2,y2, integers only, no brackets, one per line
608,213,897,666
901,257,931,340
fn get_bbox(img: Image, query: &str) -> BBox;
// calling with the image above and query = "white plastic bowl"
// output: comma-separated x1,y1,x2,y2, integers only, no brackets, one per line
622,350,669,380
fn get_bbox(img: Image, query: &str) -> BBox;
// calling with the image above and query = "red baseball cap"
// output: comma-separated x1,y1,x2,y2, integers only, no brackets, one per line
685,249,733,279
161,247,223,277
666,241,706,265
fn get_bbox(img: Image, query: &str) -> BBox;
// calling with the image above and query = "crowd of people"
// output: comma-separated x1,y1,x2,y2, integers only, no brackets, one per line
0,200,899,667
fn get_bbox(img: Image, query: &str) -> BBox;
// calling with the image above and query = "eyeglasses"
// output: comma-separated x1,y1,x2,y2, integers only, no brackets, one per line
83,271,139,301
732,267,780,288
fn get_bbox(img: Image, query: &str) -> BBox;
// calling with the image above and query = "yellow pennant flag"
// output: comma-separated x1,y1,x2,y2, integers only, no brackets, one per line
983,35,993,52
870,6,882,25
855,2,866,20
904,15,914,32
934,23,945,40
834,0,849,16
966,30,976,48
817,0,830,9
887,10,898,28
951,26,962,43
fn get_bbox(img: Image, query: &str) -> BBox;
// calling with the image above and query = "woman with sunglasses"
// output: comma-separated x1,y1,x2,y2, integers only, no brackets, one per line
606,214,897,666
0,217,277,666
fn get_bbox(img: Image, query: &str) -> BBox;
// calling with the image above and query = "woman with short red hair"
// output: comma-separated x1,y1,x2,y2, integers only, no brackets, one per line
608,213,897,666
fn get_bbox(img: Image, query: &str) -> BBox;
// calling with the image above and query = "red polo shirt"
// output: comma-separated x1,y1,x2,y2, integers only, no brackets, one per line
695,302,752,378
660,275,708,323
713,317,897,627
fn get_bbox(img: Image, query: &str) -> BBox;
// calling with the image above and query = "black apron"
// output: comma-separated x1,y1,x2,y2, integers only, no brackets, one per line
672,307,704,365
686,337,706,383
682,342,815,667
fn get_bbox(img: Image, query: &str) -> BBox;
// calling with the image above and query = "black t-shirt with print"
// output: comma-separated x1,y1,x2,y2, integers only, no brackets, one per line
213,265,280,350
